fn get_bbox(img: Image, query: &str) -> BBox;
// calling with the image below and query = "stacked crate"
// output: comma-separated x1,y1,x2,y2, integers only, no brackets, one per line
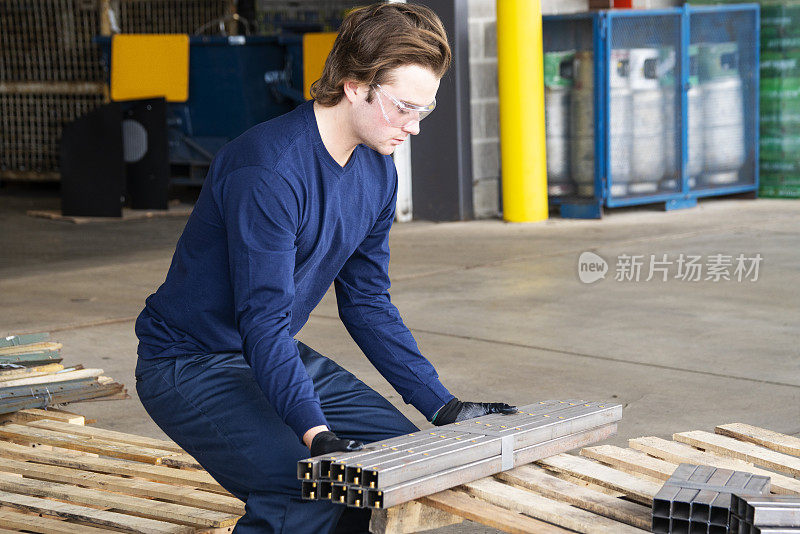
759,1,800,199
690,0,800,199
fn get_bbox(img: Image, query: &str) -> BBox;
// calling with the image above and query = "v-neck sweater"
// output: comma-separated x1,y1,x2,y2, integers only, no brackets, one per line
135,101,453,439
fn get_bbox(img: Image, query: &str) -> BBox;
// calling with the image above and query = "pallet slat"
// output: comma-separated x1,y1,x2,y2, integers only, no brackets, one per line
0,424,197,466
463,478,648,534
628,436,800,495
0,408,85,425
0,472,239,528
0,507,120,533
674,430,800,477
716,423,800,457
420,489,573,534
0,455,244,515
0,489,194,534
536,453,659,505
581,444,676,481
497,464,652,530
26,419,183,452
0,441,226,493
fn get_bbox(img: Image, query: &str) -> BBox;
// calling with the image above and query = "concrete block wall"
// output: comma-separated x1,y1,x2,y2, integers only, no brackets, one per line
467,0,680,218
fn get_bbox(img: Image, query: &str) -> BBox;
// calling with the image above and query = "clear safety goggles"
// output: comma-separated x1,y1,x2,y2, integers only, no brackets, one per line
372,84,436,128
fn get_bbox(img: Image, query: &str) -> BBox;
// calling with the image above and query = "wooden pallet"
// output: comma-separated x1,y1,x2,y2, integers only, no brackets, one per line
0,411,796,534
373,423,800,534
0,409,243,533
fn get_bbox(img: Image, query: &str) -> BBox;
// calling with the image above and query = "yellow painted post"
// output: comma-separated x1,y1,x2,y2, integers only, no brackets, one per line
497,0,549,222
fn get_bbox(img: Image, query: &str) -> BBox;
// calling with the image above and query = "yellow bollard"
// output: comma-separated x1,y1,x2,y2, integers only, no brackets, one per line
497,0,549,222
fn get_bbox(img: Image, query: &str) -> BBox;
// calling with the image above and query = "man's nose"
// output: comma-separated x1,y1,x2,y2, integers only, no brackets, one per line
402,119,421,136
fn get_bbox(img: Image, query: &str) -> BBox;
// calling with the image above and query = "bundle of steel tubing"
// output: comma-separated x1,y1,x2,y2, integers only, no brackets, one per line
651,463,772,534
731,495,800,534
297,399,622,509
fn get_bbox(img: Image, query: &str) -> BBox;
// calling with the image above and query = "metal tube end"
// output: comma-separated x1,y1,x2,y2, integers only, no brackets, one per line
331,483,348,505
297,460,316,481
319,481,332,500
301,480,318,500
367,489,384,509
347,487,365,508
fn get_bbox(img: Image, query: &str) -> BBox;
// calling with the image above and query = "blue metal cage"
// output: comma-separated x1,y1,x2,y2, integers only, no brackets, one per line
542,4,760,219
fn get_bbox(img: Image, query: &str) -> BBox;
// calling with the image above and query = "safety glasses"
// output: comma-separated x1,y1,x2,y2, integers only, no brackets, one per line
372,84,436,128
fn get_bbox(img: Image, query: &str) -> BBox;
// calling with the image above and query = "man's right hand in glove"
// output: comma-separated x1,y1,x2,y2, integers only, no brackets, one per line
307,429,364,457
431,398,517,426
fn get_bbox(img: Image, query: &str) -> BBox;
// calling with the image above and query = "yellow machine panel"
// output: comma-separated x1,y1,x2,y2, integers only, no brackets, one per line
303,32,338,100
111,34,190,102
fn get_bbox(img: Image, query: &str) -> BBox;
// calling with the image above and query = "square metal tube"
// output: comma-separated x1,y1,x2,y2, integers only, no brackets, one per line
359,403,621,489
365,422,617,509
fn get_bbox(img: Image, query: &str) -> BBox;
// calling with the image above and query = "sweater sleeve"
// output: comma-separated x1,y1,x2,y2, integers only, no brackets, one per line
221,166,328,439
333,179,454,421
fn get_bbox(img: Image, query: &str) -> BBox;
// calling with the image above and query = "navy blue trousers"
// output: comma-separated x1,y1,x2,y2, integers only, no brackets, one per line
135,341,419,534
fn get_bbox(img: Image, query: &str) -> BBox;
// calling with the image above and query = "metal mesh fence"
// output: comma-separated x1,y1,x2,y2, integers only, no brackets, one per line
0,0,103,82
113,0,232,34
255,0,356,33
690,8,759,191
609,13,682,198
0,92,105,178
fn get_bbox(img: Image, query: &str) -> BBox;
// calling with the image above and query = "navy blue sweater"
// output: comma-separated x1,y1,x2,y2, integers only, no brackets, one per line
135,101,453,439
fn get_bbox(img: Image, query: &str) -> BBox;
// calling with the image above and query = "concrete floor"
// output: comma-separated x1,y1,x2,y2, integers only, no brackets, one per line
1,190,799,531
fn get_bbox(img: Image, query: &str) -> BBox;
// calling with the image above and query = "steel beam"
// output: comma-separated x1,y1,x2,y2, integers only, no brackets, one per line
366,422,617,509
360,402,621,489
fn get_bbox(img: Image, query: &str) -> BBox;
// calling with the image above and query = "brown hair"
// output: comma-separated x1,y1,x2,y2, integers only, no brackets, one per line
311,3,451,106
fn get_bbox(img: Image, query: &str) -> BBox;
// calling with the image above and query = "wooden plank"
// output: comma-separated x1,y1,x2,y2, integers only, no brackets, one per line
0,368,103,388
2,408,85,425
716,423,800,457
0,490,193,534
0,441,226,494
0,382,125,415
464,478,646,534
0,342,62,356
536,453,659,505
0,352,62,366
26,419,184,453
675,430,800,478
420,489,573,534
0,456,244,515
629,437,800,495
0,424,194,465
0,508,120,533
581,445,676,481
369,500,463,534
0,333,49,348
0,472,239,528
0,364,65,381
497,464,652,530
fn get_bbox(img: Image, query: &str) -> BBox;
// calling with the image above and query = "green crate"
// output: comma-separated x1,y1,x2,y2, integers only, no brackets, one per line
760,159,800,173
759,184,800,198
760,173,800,187
761,51,800,77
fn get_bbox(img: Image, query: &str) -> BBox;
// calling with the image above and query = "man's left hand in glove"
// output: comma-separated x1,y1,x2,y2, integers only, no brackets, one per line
431,398,518,426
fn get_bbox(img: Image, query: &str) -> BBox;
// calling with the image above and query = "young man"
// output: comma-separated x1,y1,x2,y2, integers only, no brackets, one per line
134,4,515,533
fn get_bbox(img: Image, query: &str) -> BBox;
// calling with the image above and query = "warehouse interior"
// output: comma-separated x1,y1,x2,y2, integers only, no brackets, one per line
1,0,799,533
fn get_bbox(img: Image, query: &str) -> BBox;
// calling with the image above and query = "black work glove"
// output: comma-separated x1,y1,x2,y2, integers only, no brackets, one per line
432,398,517,426
309,431,364,457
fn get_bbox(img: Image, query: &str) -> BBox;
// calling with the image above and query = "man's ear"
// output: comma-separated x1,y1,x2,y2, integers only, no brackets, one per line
342,80,362,104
